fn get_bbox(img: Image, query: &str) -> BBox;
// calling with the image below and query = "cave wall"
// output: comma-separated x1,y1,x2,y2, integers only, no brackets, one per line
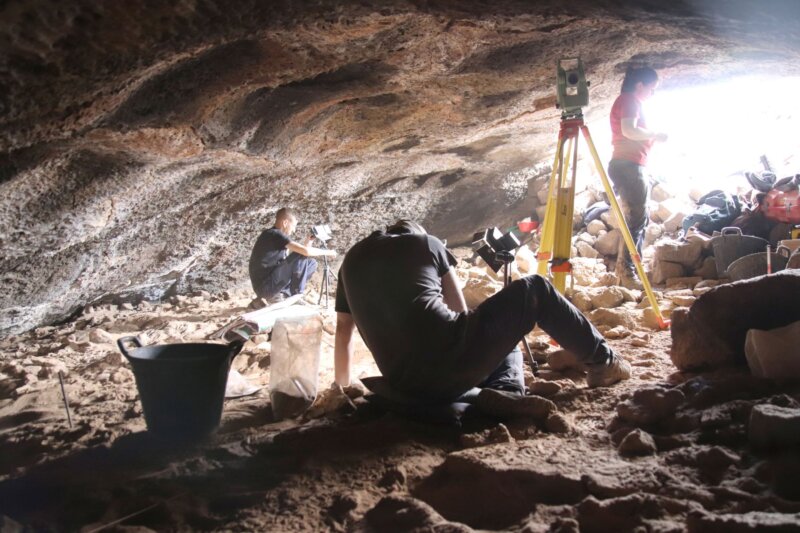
1,0,800,334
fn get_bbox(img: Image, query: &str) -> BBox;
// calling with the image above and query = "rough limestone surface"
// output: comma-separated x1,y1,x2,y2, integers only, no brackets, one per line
670,270,800,371
687,510,800,533
748,404,800,450
617,387,686,426
413,438,660,530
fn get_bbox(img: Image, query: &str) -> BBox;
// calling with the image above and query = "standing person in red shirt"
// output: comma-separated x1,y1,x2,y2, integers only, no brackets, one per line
608,66,668,288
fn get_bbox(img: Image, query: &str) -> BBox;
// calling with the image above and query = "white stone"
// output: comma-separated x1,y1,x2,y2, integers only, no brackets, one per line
644,223,663,246
571,291,593,312
576,241,600,258
650,183,673,202
514,245,537,274
663,211,686,233
601,210,622,229
595,229,622,256
653,198,685,223
586,219,607,236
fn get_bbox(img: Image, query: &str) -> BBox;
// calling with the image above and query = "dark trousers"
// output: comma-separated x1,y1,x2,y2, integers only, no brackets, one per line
403,275,613,402
608,159,649,269
256,253,317,299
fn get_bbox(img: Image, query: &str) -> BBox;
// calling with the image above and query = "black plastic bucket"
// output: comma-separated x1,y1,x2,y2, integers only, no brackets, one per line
117,336,244,440
710,227,769,277
727,246,791,282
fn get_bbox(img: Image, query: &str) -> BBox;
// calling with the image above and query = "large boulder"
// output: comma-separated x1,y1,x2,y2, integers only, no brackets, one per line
670,270,800,371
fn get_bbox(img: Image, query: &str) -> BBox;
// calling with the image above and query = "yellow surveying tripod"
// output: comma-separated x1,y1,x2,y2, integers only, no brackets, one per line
536,58,669,329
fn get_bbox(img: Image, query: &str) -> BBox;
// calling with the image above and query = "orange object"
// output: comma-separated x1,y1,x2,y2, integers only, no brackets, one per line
517,220,539,233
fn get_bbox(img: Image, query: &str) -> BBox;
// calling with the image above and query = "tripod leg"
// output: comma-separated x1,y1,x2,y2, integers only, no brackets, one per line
580,125,669,329
537,135,567,276
551,135,578,293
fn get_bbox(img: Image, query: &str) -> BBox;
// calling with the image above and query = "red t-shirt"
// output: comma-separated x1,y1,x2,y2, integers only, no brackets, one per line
610,92,654,166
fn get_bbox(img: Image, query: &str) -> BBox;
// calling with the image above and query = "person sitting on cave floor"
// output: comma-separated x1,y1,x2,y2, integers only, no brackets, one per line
332,219,631,416
248,207,337,309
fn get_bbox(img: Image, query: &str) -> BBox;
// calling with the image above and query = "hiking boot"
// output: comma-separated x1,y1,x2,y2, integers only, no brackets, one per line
474,388,556,419
586,355,632,388
247,297,268,311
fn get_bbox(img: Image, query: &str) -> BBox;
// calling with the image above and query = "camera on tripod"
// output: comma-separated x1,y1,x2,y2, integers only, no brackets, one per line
472,227,520,273
311,224,332,243
556,57,589,115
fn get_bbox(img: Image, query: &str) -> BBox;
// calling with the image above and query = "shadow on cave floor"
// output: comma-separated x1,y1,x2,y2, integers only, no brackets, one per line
0,398,484,531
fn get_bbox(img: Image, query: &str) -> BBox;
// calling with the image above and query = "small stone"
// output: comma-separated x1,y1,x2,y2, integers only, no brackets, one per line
89,328,115,344
617,387,685,425
618,429,657,456
665,276,702,290
590,286,625,309
587,219,607,236
749,404,800,449
529,380,562,397
378,466,407,489
570,291,593,312
589,307,637,330
576,241,600,258
459,423,514,448
629,331,651,347
604,325,631,339
595,229,621,256
545,413,571,434
328,493,359,523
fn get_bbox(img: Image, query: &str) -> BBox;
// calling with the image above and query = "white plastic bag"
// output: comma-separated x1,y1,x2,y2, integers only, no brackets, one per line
269,315,323,420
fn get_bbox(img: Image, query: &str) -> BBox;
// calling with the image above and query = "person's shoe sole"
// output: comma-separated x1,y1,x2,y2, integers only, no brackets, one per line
475,388,557,419
586,357,632,388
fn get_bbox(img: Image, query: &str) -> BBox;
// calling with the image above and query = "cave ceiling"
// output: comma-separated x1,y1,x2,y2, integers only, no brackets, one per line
1,0,800,334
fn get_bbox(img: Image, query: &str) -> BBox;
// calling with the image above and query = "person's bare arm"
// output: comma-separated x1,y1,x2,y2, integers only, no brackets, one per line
441,267,468,313
621,118,668,142
286,241,337,258
334,312,356,386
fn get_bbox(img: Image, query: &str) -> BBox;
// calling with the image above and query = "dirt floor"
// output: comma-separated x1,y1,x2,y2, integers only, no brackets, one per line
1,278,799,532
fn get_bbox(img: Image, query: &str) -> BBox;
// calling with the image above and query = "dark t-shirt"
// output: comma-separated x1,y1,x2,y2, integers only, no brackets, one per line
335,231,462,380
249,228,291,289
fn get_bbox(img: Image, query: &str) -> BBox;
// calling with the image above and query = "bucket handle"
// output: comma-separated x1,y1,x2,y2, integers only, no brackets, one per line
117,336,143,359
721,227,742,236
228,339,245,360
777,245,792,258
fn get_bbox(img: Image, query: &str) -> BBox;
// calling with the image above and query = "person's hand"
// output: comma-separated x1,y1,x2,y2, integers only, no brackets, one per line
326,249,337,258
654,132,668,143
